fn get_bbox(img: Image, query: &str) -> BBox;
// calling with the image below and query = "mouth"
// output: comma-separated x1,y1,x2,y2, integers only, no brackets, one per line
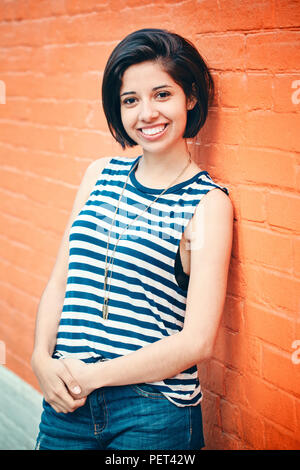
137,123,169,140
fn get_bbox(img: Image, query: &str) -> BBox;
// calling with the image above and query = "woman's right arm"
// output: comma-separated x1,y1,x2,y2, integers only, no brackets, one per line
31,157,112,413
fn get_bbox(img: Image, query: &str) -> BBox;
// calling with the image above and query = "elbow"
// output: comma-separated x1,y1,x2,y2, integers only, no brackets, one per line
194,342,213,362
182,331,213,363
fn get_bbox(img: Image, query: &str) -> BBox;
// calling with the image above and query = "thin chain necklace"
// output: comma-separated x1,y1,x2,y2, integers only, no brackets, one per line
102,153,192,320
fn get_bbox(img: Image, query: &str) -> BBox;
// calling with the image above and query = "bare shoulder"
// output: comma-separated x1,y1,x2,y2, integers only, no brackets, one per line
83,156,113,192
196,187,233,228
200,186,233,212
86,156,112,180
185,187,233,242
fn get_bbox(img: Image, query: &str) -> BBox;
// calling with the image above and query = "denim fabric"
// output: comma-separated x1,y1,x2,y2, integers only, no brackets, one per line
35,382,205,450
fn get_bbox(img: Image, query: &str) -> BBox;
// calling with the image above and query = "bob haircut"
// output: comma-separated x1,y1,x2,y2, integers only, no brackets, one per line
102,28,214,149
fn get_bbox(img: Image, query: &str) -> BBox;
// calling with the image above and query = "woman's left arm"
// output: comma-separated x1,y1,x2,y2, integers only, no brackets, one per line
63,188,234,397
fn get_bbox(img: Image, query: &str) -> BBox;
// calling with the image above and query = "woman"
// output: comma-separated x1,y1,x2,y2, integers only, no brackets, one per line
32,28,233,450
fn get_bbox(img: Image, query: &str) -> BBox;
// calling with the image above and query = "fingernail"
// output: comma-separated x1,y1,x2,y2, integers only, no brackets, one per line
72,386,81,394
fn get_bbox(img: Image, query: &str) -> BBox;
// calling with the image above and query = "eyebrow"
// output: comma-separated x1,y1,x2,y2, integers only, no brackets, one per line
120,84,173,97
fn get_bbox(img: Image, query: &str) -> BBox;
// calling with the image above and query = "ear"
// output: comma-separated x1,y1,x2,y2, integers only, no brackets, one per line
187,83,197,111
187,95,197,111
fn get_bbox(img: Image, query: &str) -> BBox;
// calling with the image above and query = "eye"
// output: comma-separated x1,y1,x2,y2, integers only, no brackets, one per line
121,97,137,106
156,91,171,99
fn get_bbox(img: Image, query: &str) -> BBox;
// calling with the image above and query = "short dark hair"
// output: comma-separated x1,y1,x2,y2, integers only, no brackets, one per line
102,28,214,149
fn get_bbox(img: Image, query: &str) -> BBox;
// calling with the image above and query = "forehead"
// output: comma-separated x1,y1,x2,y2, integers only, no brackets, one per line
120,61,177,93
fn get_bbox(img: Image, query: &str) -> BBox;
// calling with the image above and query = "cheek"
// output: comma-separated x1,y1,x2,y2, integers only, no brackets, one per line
120,108,135,131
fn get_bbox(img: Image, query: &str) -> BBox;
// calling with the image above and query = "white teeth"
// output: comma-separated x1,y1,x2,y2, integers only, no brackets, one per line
141,125,166,135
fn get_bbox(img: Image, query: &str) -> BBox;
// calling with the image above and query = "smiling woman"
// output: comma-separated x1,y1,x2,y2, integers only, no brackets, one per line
32,28,233,451
119,62,194,155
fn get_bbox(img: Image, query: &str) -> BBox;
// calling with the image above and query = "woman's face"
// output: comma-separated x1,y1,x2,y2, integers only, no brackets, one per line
120,61,195,156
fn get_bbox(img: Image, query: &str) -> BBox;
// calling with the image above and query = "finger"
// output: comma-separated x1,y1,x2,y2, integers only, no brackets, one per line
55,385,80,412
45,398,68,414
58,361,82,396
52,404,67,414
72,396,87,411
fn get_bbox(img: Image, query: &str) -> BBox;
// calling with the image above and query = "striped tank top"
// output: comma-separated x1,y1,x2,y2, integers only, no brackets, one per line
54,155,229,407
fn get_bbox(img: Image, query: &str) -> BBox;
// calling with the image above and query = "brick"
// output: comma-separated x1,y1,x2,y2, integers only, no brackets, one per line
243,375,297,432
3,72,102,100
220,72,273,111
0,43,113,74
237,147,296,189
247,73,274,110
0,98,107,131
273,74,300,113
0,282,38,320
0,307,35,363
244,265,300,313
0,0,299,453
244,111,300,153
0,144,88,184
264,419,300,450
196,33,245,71
262,344,300,396
293,237,300,276
0,187,70,236
200,389,221,435
240,407,265,449
0,167,76,211
0,259,46,298
0,122,61,153
3,348,37,390
65,0,108,14
213,326,262,376
220,399,242,438
244,303,295,352
223,257,246,299
295,396,300,436
266,191,300,232
199,108,244,146
210,0,274,32
239,224,292,270
246,31,300,72
219,72,247,109
203,359,225,397
0,236,53,280
209,425,242,450
192,0,220,34
273,0,300,28
209,72,220,107
194,144,238,188
224,368,246,405
239,187,265,222
0,212,64,262
36,44,113,75
221,296,243,333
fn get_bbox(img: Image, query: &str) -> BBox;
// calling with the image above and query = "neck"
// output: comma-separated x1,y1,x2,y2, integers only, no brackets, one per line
138,142,191,178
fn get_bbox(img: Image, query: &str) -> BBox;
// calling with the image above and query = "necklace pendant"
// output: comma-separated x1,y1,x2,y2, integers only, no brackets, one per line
103,267,109,289
103,297,109,320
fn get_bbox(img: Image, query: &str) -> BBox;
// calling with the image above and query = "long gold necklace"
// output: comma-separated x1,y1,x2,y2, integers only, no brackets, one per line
102,153,192,320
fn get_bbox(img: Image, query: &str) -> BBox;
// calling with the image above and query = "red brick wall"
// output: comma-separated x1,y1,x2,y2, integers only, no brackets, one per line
0,0,299,450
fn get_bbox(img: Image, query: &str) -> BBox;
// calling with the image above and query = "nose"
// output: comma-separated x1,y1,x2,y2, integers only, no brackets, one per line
138,99,159,122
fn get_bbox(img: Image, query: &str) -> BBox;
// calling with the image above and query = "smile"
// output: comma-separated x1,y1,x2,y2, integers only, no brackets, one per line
137,124,168,140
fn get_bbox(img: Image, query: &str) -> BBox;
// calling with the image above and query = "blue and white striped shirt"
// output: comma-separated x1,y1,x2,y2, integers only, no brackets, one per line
54,155,229,407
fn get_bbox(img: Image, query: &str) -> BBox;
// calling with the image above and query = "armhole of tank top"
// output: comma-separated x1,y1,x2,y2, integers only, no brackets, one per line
174,242,189,292
86,156,116,198
173,181,229,292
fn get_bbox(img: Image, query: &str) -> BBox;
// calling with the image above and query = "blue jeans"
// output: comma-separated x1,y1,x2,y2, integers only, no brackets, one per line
35,383,205,450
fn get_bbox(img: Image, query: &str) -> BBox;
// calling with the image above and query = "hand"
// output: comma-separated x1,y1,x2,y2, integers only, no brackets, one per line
31,352,87,413
61,357,97,399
